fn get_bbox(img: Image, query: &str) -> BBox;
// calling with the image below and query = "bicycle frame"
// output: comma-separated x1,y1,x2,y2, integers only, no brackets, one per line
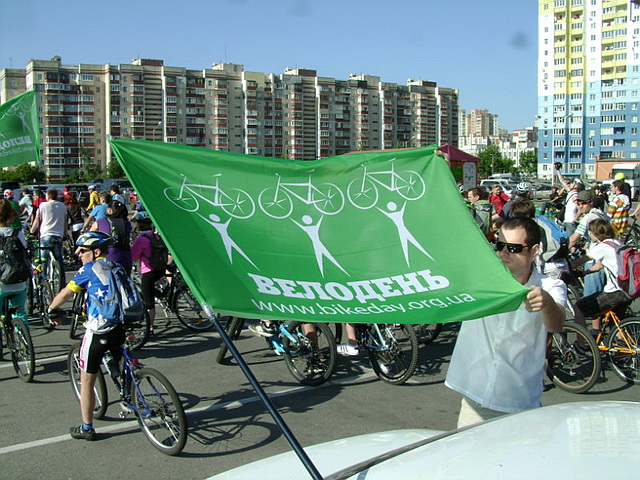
355,159,404,193
272,171,322,205
596,310,638,355
177,174,231,209
356,323,391,351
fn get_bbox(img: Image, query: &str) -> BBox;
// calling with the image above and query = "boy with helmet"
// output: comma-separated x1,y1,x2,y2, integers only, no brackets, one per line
48,232,125,441
613,172,632,200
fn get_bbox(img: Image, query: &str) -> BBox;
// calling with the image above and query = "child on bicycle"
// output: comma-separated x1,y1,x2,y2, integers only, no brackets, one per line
571,218,630,337
48,231,125,441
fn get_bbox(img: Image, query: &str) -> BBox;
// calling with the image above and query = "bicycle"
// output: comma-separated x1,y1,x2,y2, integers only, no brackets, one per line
0,294,36,382
216,317,337,386
144,266,213,332
258,170,344,219
546,320,601,393
29,235,64,294
413,323,443,345
25,242,55,329
164,173,254,219
621,216,640,248
347,158,426,210
68,291,150,351
67,333,188,455
593,307,640,384
334,322,419,385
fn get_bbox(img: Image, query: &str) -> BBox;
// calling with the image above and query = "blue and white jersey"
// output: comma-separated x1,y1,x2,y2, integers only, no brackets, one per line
68,256,118,334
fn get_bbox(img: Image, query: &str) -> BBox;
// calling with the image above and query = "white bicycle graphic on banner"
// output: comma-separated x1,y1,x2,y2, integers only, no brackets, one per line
347,159,426,209
258,170,344,219
164,174,255,219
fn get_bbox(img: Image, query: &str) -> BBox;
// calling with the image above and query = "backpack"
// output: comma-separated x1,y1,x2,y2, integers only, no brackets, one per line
604,240,640,299
143,232,169,272
0,229,31,284
89,259,145,323
471,201,493,236
107,217,131,250
534,215,570,262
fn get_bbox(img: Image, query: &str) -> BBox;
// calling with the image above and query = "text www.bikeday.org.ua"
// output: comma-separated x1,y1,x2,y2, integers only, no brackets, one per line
251,294,478,316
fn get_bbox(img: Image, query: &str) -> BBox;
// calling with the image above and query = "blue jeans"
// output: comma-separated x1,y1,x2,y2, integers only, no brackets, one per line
583,260,605,297
0,288,29,327
40,235,65,291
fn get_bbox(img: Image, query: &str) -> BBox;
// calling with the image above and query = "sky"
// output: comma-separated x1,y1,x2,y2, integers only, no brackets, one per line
0,0,538,132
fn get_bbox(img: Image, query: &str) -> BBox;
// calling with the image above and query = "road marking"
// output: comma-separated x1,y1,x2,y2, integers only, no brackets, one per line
0,369,380,456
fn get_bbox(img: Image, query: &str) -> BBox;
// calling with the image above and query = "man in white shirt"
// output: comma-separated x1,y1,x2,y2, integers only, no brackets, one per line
445,216,566,428
31,189,68,290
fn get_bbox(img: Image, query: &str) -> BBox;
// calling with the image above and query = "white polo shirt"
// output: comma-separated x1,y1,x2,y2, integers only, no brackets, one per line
445,269,567,413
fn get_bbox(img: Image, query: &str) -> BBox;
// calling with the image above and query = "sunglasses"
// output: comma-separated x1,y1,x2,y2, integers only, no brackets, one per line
77,248,91,254
494,241,532,254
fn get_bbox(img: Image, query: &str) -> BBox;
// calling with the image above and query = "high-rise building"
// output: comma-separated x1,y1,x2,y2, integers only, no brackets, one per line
0,57,459,180
537,0,640,180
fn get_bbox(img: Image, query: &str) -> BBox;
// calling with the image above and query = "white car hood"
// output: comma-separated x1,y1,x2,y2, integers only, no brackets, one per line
207,401,640,480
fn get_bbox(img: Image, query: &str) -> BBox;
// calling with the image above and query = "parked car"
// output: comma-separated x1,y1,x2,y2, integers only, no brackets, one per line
206,401,640,480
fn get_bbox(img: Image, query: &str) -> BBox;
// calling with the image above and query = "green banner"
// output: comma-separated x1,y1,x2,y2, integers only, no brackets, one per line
0,90,41,167
110,139,527,324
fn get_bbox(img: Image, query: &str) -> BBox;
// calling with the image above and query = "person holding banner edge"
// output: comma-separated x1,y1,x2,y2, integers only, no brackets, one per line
445,216,566,428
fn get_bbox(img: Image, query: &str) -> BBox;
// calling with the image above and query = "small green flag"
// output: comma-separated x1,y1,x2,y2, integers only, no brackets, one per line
110,139,527,324
0,90,41,167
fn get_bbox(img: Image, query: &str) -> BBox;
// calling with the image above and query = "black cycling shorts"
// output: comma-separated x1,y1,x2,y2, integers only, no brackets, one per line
78,324,126,374
140,270,166,309
577,290,629,318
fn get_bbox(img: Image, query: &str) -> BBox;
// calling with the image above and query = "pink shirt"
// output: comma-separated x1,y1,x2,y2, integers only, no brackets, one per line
131,231,153,274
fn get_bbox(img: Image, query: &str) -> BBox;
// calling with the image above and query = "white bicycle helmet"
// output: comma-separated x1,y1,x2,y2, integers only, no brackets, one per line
515,182,531,195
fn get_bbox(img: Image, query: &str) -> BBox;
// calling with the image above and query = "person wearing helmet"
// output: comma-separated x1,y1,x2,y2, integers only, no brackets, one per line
3,189,21,230
555,167,584,236
48,231,125,441
498,182,531,222
87,184,99,211
613,172,632,199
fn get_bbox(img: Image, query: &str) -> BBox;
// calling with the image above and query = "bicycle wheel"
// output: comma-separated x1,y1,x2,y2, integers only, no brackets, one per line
347,177,378,210
39,281,54,329
282,322,337,386
173,287,213,331
215,316,245,364
366,324,419,385
607,319,640,384
126,310,151,351
27,275,35,316
622,225,640,248
219,188,255,219
396,170,426,200
69,292,87,340
67,343,108,419
164,187,198,212
546,321,601,393
133,367,188,456
10,317,36,382
47,253,63,293
414,323,443,345
258,187,293,219
312,183,344,215
564,283,581,320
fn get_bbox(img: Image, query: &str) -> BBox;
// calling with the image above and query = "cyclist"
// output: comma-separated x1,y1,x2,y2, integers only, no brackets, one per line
607,179,630,237
48,232,125,441
571,218,629,337
30,189,68,292
86,184,99,212
0,199,29,327
555,167,583,236
131,217,165,335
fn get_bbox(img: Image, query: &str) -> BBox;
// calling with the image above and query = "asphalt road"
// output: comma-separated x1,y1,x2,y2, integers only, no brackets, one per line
1,303,638,480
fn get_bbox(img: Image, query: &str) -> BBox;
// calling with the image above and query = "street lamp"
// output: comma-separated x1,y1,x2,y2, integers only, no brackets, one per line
153,121,163,142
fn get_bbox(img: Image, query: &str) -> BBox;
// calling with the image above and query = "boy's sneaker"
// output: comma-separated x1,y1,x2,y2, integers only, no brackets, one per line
249,323,276,337
70,425,96,441
337,344,359,356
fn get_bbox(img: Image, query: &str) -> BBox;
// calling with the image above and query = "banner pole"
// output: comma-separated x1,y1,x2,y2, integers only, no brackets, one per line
205,306,324,480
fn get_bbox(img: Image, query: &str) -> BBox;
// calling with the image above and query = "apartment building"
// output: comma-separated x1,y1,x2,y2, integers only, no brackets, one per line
0,56,459,180
537,0,640,181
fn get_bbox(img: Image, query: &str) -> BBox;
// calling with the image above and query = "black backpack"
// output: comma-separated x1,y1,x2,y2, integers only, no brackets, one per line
0,229,31,284
144,232,169,272
107,218,131,250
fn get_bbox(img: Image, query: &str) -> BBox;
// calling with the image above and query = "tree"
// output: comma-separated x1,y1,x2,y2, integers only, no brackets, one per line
519,150,537,176
0,163,46,184
478,145,514,177
106,161,125,179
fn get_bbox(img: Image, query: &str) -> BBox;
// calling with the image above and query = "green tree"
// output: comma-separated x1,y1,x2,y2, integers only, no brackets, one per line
478,145,514,177
0,163,46,183
518,150,538,176
106,161,125,179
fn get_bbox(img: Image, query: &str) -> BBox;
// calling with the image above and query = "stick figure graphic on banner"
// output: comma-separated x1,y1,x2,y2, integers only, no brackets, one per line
377,201,434,265
199,213,259,270
291,214,348,277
